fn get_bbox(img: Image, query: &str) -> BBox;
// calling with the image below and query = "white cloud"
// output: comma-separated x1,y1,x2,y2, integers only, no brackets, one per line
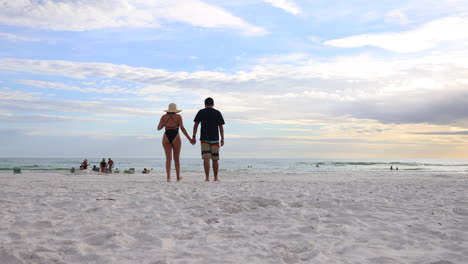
20,127,129,139
18,80,134,94
2,42,468,126
324,15,468,52
0,0,266,36
263,0,300,15
385,9,411,25
255,53,309,64
307,36,322,43
359,11,379,24
0,87,39,101
0,32,38,42
0,88,161,117
156,0,267,36
0,113,122,123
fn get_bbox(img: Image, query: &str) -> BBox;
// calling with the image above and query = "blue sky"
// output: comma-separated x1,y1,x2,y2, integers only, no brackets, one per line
1,0,468,158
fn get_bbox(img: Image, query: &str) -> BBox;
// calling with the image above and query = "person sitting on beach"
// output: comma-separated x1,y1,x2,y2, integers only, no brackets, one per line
142,168,150,174
80,159,88,170
92,165,99,172
100,158,107,173
157,103,194,182
107,158,114,174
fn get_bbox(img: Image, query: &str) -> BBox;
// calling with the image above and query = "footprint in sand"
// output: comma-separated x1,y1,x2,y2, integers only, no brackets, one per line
32,220,54,229
452,207,468,216
430,261,454,264
204,218,219,224
173,231,196,240
367,256,400,264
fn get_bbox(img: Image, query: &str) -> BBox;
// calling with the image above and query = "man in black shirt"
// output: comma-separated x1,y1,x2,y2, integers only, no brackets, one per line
192,97,225,181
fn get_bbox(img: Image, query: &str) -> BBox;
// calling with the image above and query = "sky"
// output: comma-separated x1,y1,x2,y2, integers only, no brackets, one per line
1,0,468,159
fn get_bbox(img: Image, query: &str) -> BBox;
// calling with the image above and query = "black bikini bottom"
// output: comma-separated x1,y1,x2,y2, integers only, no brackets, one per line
165,129,179,143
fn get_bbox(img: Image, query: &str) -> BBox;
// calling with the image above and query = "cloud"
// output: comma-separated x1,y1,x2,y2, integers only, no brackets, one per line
0,87,38,101
0,0,266,36
255,53,309,64
324,15,468,52
157,0,268,36
411,131,468,135
336,87,468,125
18,80,134,94
0,113,122,123
0,87,160,117
263,0,300,15
385,9,411,25
0,32,38,42
307,36,322,44
2,44,468,126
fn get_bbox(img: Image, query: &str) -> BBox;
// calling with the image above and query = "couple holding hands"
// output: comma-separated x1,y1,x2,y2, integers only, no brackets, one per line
157,97,225,182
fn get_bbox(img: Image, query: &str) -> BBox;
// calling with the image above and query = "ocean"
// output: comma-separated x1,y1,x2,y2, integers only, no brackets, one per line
1,158,468,174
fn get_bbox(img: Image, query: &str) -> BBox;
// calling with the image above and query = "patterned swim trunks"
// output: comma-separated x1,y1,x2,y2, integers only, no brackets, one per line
201,141,220,160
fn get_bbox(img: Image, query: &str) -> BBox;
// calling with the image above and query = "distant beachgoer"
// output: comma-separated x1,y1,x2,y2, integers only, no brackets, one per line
100,158,107,173
316,164,319,168
142,168,150,174
157,103,193,182
107,158,114,174
396,167,399,171
192,97,225,182
70,167,75,173
92,165,99,172
390,166,393,170
80,159,88,170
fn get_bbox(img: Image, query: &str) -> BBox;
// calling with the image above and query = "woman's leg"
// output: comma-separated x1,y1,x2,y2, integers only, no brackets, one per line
162,135,173,182
172,135,182,181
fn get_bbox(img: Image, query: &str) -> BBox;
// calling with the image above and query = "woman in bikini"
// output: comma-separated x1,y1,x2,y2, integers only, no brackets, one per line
157,103,193,182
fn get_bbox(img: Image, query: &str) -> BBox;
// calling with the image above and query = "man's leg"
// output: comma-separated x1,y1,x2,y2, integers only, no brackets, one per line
211,144,220,181
203,158,210,181
201,142,212,181
212,160,219,181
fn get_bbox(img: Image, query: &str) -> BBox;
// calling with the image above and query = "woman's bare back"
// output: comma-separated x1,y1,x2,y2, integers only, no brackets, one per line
164,114,181,129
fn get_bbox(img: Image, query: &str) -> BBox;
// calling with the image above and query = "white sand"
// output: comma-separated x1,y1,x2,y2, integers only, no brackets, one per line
1,171,467,264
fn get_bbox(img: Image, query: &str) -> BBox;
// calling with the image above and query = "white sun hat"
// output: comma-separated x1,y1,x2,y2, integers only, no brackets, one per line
163,103,182,113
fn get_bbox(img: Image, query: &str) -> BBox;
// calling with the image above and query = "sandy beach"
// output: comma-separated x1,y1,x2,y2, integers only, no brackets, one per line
1,171,467,264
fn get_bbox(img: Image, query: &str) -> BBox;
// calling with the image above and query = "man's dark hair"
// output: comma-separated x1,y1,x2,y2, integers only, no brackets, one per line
204,97,214,106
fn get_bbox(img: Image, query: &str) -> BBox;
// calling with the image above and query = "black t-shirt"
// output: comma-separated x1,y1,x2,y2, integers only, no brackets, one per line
194,107,225,141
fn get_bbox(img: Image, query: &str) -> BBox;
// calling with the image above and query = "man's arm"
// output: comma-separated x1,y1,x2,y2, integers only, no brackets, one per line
192,122,199,144
219,125,224,146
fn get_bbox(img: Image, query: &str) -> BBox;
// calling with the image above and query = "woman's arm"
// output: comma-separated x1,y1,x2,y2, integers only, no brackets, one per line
179,116,193,142
157,115,166,131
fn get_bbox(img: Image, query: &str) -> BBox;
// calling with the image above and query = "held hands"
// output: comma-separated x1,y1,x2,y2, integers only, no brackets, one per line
190,137,196,145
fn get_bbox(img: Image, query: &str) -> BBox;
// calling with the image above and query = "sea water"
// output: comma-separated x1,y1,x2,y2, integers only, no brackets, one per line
1,158,468,174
